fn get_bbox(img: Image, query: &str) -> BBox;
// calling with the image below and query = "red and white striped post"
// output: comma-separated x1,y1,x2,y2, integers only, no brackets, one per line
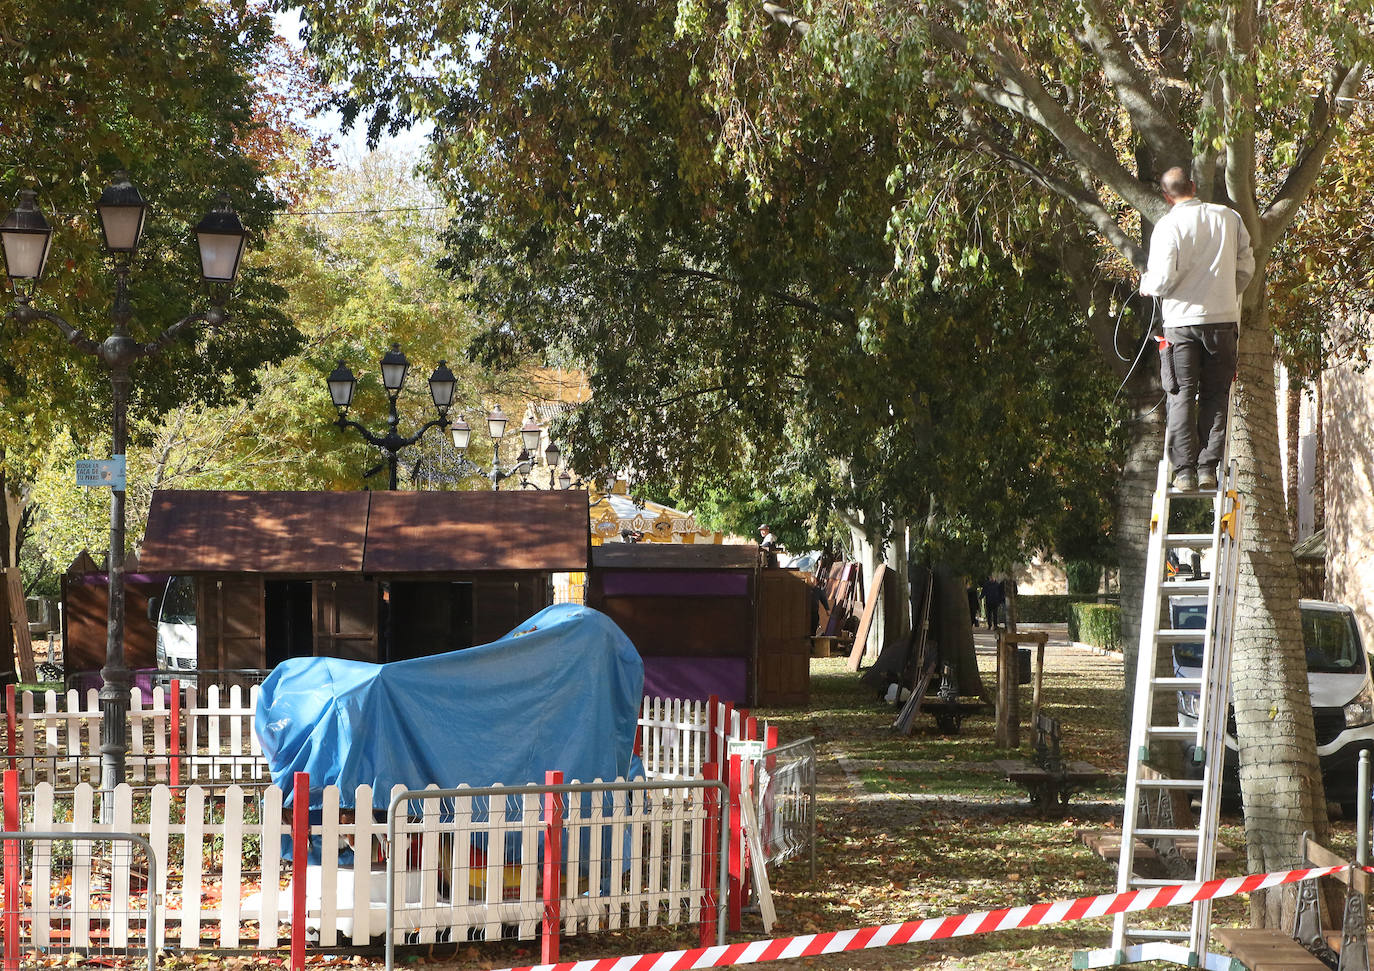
292,772,309,971
3,768,19,971
169,679,181,788
700,762,720,947
5,684,15,773
728,753,744,932
541,769,564,964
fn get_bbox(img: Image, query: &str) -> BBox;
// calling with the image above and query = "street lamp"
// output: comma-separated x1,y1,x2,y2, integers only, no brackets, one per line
327,345,455,490
449,408,560,488
1,174,247,796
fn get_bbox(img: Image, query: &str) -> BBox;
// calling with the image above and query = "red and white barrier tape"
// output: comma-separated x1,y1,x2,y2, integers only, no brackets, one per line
494,862,1349,971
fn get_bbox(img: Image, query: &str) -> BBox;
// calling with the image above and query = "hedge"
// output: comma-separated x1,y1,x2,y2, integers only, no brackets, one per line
1017,593,1119,624
1070,602,1122,652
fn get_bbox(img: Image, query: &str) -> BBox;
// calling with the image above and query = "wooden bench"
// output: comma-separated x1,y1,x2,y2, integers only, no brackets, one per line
1213,833,1368,971
992,713,1105,812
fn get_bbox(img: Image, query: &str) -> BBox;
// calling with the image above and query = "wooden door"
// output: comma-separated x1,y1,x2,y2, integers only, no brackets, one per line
473,577,523,646
756,569,811,706
198,576,265,670
313,579,379,661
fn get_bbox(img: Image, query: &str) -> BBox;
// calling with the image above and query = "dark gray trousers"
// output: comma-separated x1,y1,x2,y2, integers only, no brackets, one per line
1159,323,1238,474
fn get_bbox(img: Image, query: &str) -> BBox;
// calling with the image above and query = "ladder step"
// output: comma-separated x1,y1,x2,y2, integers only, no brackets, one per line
1135,777,1204,789
1159,579,1210,593
1129,877,1190,888
1150,677,1202,689
1145,727,1196,740
1135,828,1201,839
1154,629,1205,643
1168,485,1219,499
1164,533,1214,546
1123,927,1192,941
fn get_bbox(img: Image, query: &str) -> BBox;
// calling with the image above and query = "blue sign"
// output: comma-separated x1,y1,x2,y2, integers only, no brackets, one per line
75,455,126,489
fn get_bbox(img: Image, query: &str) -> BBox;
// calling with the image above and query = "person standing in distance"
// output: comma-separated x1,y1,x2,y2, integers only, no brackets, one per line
1140,166,1255,492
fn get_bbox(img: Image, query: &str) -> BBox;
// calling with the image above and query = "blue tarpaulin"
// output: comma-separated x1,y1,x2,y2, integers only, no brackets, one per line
255,603,645,811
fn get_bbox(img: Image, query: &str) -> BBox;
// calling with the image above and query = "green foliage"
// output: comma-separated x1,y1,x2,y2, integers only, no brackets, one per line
1065,560,1103,596
1070,603,1122,652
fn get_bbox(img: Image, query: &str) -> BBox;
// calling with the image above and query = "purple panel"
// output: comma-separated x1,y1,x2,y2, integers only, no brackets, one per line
601,571,749,598
643,656,747,705
70,573,171,586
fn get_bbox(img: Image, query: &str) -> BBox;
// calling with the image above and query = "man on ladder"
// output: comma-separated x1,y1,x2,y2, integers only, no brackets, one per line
1141,165,1255,493
1075,168,1254,970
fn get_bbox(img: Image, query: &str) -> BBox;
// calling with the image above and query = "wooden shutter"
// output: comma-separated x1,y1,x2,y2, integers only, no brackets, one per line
473,577,522,646
198,576,265,670
313,579,379,661
755,569,811,706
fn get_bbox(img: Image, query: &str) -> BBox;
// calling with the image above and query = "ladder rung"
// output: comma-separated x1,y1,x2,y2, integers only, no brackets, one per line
1123,927,1192,941
1160,579,1210,593
1135,828,1201,839
1150,677,1202,689
1146,727,1196,740
1154,629,1204,643
1128,877,1189,888
1168,484,1219,498
1164,533,1214,546
1135,777,1204,789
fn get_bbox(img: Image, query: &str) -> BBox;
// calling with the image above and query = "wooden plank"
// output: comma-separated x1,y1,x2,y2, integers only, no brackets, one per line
1304,837,1371,894
7,567,36,682
845,564,887,671
1213,927,1331,970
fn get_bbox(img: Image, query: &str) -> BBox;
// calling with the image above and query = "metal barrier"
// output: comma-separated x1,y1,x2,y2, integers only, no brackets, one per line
384,774,730,971
0,829,159,970
754,736,816,880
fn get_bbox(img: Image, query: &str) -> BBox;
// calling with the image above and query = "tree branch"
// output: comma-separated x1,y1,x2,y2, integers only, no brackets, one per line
956,118,1150,268
649,263,855,324
1261,62,1366,239
927,19,1164,219
1075,0,1190,165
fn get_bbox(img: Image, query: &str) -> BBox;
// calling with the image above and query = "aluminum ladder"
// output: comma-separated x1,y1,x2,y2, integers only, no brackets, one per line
1075,428,1244,970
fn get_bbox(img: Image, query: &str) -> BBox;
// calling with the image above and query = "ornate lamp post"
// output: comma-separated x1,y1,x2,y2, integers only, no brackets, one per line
1,174,248,794
448,405,564,488
327,345,456,490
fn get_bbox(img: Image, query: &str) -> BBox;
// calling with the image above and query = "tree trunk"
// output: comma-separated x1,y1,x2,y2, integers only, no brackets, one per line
1116,378,1166,737
1230,300,1328,927
1313,378,1325,535
1285,376,1301,541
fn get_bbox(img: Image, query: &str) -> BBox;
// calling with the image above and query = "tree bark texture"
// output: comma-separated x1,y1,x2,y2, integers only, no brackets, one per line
1285,377,1301,541
1116,380,1166,737
1230,308,1329,927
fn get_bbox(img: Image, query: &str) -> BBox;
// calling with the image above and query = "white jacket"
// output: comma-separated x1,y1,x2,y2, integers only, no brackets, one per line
1140,198,1254,327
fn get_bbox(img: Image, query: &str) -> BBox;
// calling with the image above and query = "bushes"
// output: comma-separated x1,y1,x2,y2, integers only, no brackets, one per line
1017,593,1118,624
1070,603,1121,652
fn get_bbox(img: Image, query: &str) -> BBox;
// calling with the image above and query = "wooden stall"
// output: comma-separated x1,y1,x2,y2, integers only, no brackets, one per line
587,544,810,706
120,489,590,671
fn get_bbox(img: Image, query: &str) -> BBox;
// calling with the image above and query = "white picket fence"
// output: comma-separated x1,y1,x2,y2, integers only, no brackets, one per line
6,689,756,789
9,776,715,950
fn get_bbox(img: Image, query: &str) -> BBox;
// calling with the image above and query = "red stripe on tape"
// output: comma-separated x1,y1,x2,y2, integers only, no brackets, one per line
489,863,1349,971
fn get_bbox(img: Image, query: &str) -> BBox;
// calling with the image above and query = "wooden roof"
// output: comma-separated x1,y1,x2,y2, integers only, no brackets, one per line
140,490,588,575
363,491,589,573
591,543,759,570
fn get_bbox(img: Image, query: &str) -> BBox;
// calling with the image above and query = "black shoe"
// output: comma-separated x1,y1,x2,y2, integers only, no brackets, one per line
1172,470,1198,492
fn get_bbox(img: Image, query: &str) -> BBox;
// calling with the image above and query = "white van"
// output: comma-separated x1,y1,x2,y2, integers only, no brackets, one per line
153,575,198,671
1171,597,1374,814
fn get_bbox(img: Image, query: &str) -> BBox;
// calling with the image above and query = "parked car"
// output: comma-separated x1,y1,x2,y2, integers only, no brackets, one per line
1172,597,1374,814
151,574,198,671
